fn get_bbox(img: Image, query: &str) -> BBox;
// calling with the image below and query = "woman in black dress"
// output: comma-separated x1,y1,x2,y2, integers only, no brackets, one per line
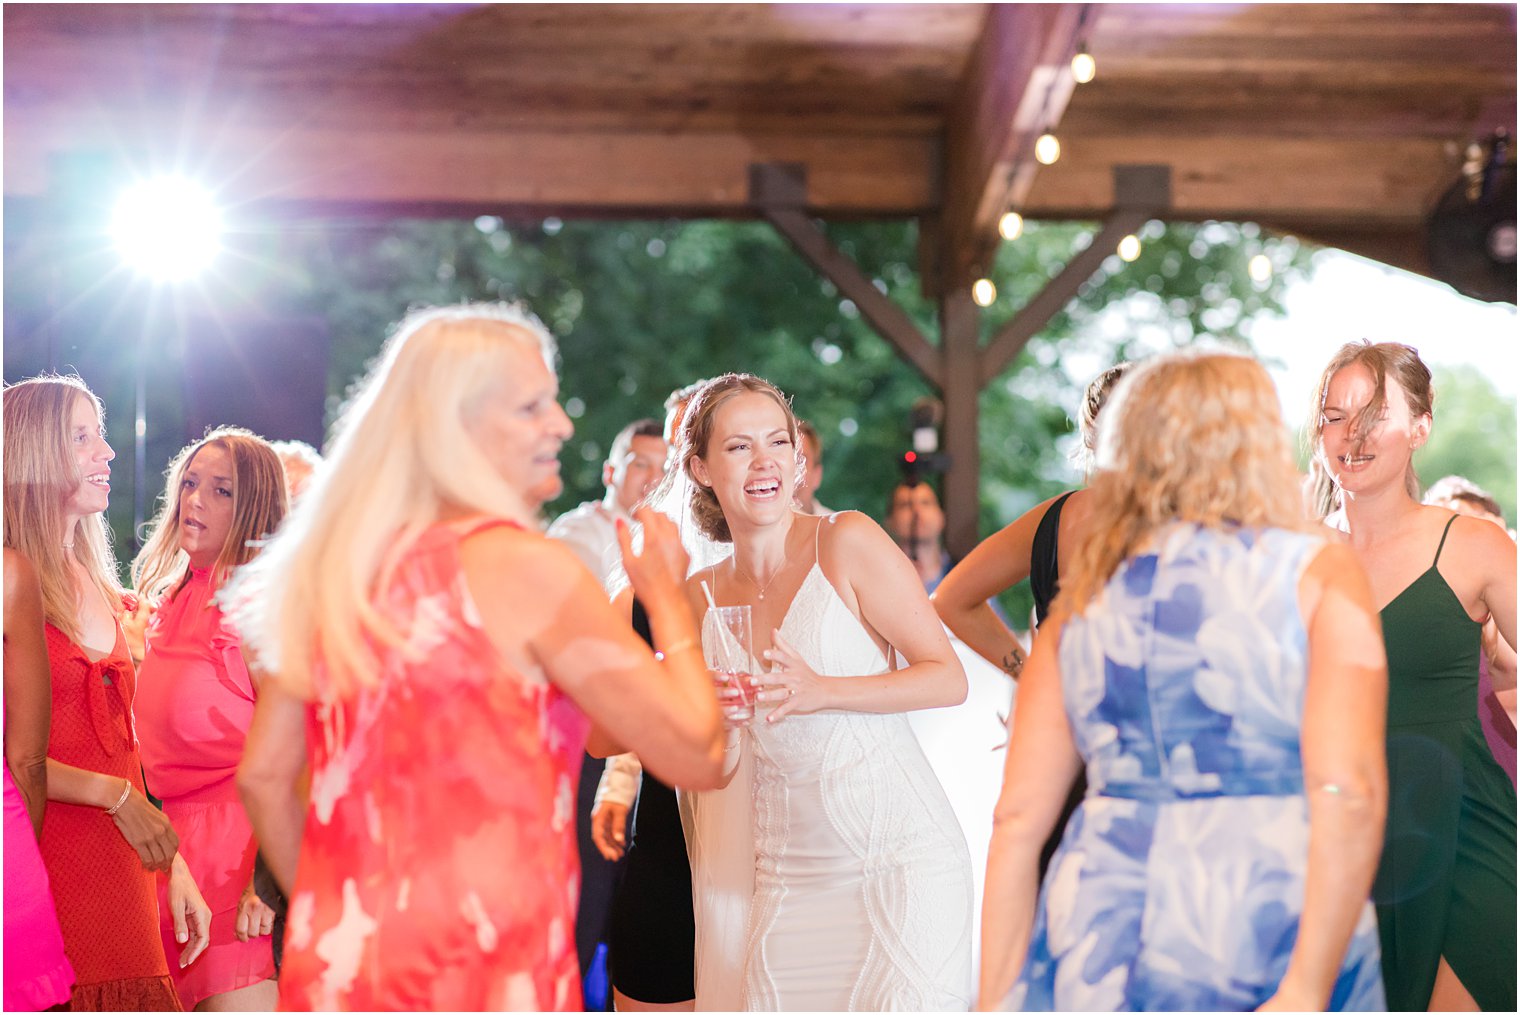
933,363,1129,873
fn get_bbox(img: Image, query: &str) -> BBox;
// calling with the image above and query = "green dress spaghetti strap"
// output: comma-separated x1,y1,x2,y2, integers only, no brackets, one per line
1376,514,1517,1011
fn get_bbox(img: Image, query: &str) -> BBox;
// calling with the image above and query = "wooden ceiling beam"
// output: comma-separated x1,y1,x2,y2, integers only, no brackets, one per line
3,118,940,216
1022,135,1472,222
936,2,1089,293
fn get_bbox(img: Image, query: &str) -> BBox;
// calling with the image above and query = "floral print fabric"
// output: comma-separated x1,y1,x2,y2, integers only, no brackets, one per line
1005,524,1385,1011
277,518,588,1011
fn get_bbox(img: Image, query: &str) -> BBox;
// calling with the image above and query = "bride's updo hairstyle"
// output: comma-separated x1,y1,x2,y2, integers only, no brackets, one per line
676,373,800,543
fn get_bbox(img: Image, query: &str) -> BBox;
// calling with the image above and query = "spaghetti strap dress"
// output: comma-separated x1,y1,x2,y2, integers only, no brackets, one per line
40,622,182,1011
135,566,276,1008
699,516,974,1011
1375,515,1517,1011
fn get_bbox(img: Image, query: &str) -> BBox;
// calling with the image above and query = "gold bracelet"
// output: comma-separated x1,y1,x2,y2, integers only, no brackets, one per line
655,636,701,662
104,778,131,816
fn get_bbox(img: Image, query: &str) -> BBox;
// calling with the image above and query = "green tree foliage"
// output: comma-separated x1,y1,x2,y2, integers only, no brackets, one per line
1417,363,1518,524
274,215,1310,624
5,211,1324,620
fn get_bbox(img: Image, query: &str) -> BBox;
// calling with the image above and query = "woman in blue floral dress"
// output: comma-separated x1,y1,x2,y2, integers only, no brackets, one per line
978,352,1388,1012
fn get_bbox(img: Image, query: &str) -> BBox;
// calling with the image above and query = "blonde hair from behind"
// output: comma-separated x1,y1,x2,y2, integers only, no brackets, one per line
1304,340,1433,519
224,303,556,701
132,427,289,602
1059,351,1307,615
2,375,124,643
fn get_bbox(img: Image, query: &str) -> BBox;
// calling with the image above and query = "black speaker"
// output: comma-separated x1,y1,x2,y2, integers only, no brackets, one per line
182,316,329,446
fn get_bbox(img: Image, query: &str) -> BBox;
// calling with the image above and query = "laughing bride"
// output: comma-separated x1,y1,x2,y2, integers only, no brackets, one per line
665,373,973,1011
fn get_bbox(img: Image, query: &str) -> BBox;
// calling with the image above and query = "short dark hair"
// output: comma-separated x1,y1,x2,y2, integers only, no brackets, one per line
607,417,664,467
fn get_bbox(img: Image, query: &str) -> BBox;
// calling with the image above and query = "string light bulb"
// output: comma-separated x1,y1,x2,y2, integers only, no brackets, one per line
972,278,997,307
1071,45,1096,85
1034,131,1061,165
998,211,1025,241
1117,234,1142,262
1248,254,1273,282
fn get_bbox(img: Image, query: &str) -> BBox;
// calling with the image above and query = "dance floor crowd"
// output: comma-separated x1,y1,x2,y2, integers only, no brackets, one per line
3,302,1515,1013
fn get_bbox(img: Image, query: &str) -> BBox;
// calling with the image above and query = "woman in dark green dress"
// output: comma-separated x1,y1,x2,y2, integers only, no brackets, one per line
1309,340,1517,1012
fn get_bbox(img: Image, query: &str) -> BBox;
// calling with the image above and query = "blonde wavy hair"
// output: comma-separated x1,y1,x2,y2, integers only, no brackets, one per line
131,427,288,602
1058,351,1307,615
661,373,800,543
224,303,555,701
1304,340,1433,520
2,375,125,643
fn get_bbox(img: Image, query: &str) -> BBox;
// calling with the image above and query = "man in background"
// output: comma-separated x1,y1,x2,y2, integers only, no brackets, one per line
549,418,666,585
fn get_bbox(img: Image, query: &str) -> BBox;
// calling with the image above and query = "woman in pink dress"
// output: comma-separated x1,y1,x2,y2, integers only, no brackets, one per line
4,547,76,1011
2,374,210,1011
132,427,286,1010
230,303,725,1011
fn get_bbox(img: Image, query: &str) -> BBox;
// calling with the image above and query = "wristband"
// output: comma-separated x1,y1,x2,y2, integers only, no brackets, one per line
104,778,132,816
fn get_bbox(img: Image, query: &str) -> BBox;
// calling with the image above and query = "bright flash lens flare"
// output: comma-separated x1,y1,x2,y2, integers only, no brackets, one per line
972,278,997,307
1034,132,1061,166
1248,253,1274,282
998,211,1025,241
1071,49,1096,84
1117,234,1142,262
111,177,222,282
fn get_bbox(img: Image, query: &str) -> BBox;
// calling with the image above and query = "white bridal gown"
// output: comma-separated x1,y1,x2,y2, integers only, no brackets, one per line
690,559,975,1012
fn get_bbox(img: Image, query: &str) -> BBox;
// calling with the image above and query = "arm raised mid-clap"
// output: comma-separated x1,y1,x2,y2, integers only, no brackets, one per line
977,616,1082,1010
934,496,1065,680
1260,543,1387,1011
760,511,965,721
462,508,723,791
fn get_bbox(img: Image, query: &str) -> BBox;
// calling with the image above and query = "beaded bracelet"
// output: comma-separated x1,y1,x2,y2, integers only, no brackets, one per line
104,778,131,816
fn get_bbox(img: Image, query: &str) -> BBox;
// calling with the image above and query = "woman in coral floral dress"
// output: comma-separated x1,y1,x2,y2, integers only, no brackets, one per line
233,304,723,1011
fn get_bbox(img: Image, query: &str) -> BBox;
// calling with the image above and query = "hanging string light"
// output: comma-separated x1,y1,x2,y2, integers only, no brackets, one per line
998,211,1025,241
1117,234,1141,262
1034,130,1061,165
1070,44,1096,84
1248,253,1273,282
972,278,998,307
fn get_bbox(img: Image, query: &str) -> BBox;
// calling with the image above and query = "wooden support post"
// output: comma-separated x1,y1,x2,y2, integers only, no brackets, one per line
939,288,982,562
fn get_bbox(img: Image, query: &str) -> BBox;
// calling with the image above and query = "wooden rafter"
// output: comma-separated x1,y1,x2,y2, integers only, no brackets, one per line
751,163,945,390
982,165,1171,385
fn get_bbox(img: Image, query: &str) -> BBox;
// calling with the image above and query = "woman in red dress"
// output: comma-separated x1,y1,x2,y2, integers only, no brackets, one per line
133,427,287,1009
232,304,725,1011
2,375,210,1010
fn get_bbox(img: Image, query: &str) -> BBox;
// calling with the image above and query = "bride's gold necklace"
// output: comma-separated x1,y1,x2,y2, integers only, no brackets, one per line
732,531,799,601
